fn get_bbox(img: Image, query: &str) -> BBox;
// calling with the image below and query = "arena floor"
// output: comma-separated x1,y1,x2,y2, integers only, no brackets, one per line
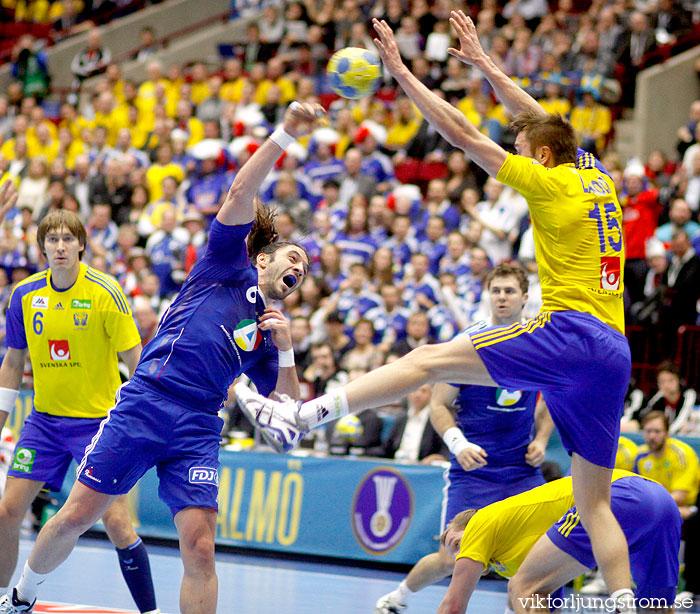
14,536,509,614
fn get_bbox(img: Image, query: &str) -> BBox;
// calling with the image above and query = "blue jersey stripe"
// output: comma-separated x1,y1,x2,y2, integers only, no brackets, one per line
8,271,48,304
85,273,128,314
86,268,130,314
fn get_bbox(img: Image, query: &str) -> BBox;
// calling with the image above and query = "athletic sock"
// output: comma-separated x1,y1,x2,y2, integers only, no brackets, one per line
610,588,636,614
116,538,157,613
298,389,349,429
15,562,48,604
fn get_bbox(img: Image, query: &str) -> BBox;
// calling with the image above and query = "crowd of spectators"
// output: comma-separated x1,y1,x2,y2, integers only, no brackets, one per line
0,0,699,449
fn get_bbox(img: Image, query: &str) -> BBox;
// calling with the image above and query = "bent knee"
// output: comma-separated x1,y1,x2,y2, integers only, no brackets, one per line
0,498,29,525
50,505,100,536
181,533,216,574
102,516,138,548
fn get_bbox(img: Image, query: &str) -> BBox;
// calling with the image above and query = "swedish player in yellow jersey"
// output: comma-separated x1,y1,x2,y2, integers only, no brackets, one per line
235,12,636,613
0,205,159,613
635,411,700,513
437,471,680,613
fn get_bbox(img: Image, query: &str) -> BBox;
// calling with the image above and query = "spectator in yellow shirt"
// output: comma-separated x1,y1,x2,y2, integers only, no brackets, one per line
27,123,58,163
221,58,247,103
189,62,211,106
146,143,185,202
539,75,571,117
386,96,421,151
174,100,204,147
570,87,612,157
255,57,296,106
634,410,700,600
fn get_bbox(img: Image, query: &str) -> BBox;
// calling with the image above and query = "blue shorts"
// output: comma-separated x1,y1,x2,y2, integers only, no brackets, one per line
76,379,224,516
441,462,544,531
548,476,681,603
471,311,631,469
8,410,105,492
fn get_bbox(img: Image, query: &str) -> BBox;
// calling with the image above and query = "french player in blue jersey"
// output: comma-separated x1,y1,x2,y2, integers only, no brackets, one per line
375,263,553,614
0,102,321,614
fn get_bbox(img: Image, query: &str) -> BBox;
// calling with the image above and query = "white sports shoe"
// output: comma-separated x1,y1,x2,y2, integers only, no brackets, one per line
579,575,607,595
0,590,35,614
234,384,306,453
375,593,407,614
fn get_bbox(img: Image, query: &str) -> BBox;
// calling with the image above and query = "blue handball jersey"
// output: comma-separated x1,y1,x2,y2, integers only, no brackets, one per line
133,220,278,412
451,320,538,466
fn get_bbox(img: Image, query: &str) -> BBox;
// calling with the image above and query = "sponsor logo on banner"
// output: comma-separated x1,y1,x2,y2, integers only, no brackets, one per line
73,312,88,328
71,299,92,309
32,296,49,310
233,319,262,351
351,467,413,554
189,466,219,485
11,447,35,473
600,256,621,290
49,340,70,360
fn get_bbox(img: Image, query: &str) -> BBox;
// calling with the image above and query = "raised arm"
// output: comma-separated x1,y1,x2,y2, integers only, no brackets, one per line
372,19,506,178
448,10,545,118
217,101,323,226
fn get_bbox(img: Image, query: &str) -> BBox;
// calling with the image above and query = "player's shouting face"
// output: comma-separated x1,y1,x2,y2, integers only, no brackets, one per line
44,226,84,271
257,244,309,301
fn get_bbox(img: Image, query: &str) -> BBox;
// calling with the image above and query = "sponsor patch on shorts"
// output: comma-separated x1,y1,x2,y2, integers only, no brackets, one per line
11,447,36,473
188,466,218,485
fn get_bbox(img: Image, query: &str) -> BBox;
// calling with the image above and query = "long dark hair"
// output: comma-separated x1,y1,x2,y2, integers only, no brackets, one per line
247,199,307,263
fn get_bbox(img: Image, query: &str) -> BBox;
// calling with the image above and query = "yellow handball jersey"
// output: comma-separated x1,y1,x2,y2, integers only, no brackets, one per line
6,263,141,419
457,469,634,577
634,438,700,505
497,154,625,333
616,436,639,471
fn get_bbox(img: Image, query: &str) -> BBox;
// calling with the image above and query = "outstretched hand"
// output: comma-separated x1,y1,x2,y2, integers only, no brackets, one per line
282,101,325,139
372,18,409,78
0,180,18,224
447,10,488,67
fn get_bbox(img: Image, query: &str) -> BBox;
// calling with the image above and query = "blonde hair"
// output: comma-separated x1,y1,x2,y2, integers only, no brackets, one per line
439,509,479,547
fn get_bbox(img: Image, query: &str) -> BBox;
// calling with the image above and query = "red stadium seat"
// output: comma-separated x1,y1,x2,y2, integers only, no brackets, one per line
4,21,29,38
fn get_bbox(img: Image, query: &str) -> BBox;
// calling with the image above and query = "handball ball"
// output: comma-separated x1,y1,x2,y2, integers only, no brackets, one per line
335,414,364,443
327,47,382,100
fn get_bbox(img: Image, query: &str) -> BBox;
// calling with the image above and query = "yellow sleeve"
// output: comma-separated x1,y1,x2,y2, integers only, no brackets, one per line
669,443,700,495
496,153,560,203
456,512,494,573
98,279,141,353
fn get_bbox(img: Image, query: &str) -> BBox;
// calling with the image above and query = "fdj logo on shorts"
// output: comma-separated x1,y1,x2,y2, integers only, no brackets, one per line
12,447,36,473
189,467,219,486
351,467,413,554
